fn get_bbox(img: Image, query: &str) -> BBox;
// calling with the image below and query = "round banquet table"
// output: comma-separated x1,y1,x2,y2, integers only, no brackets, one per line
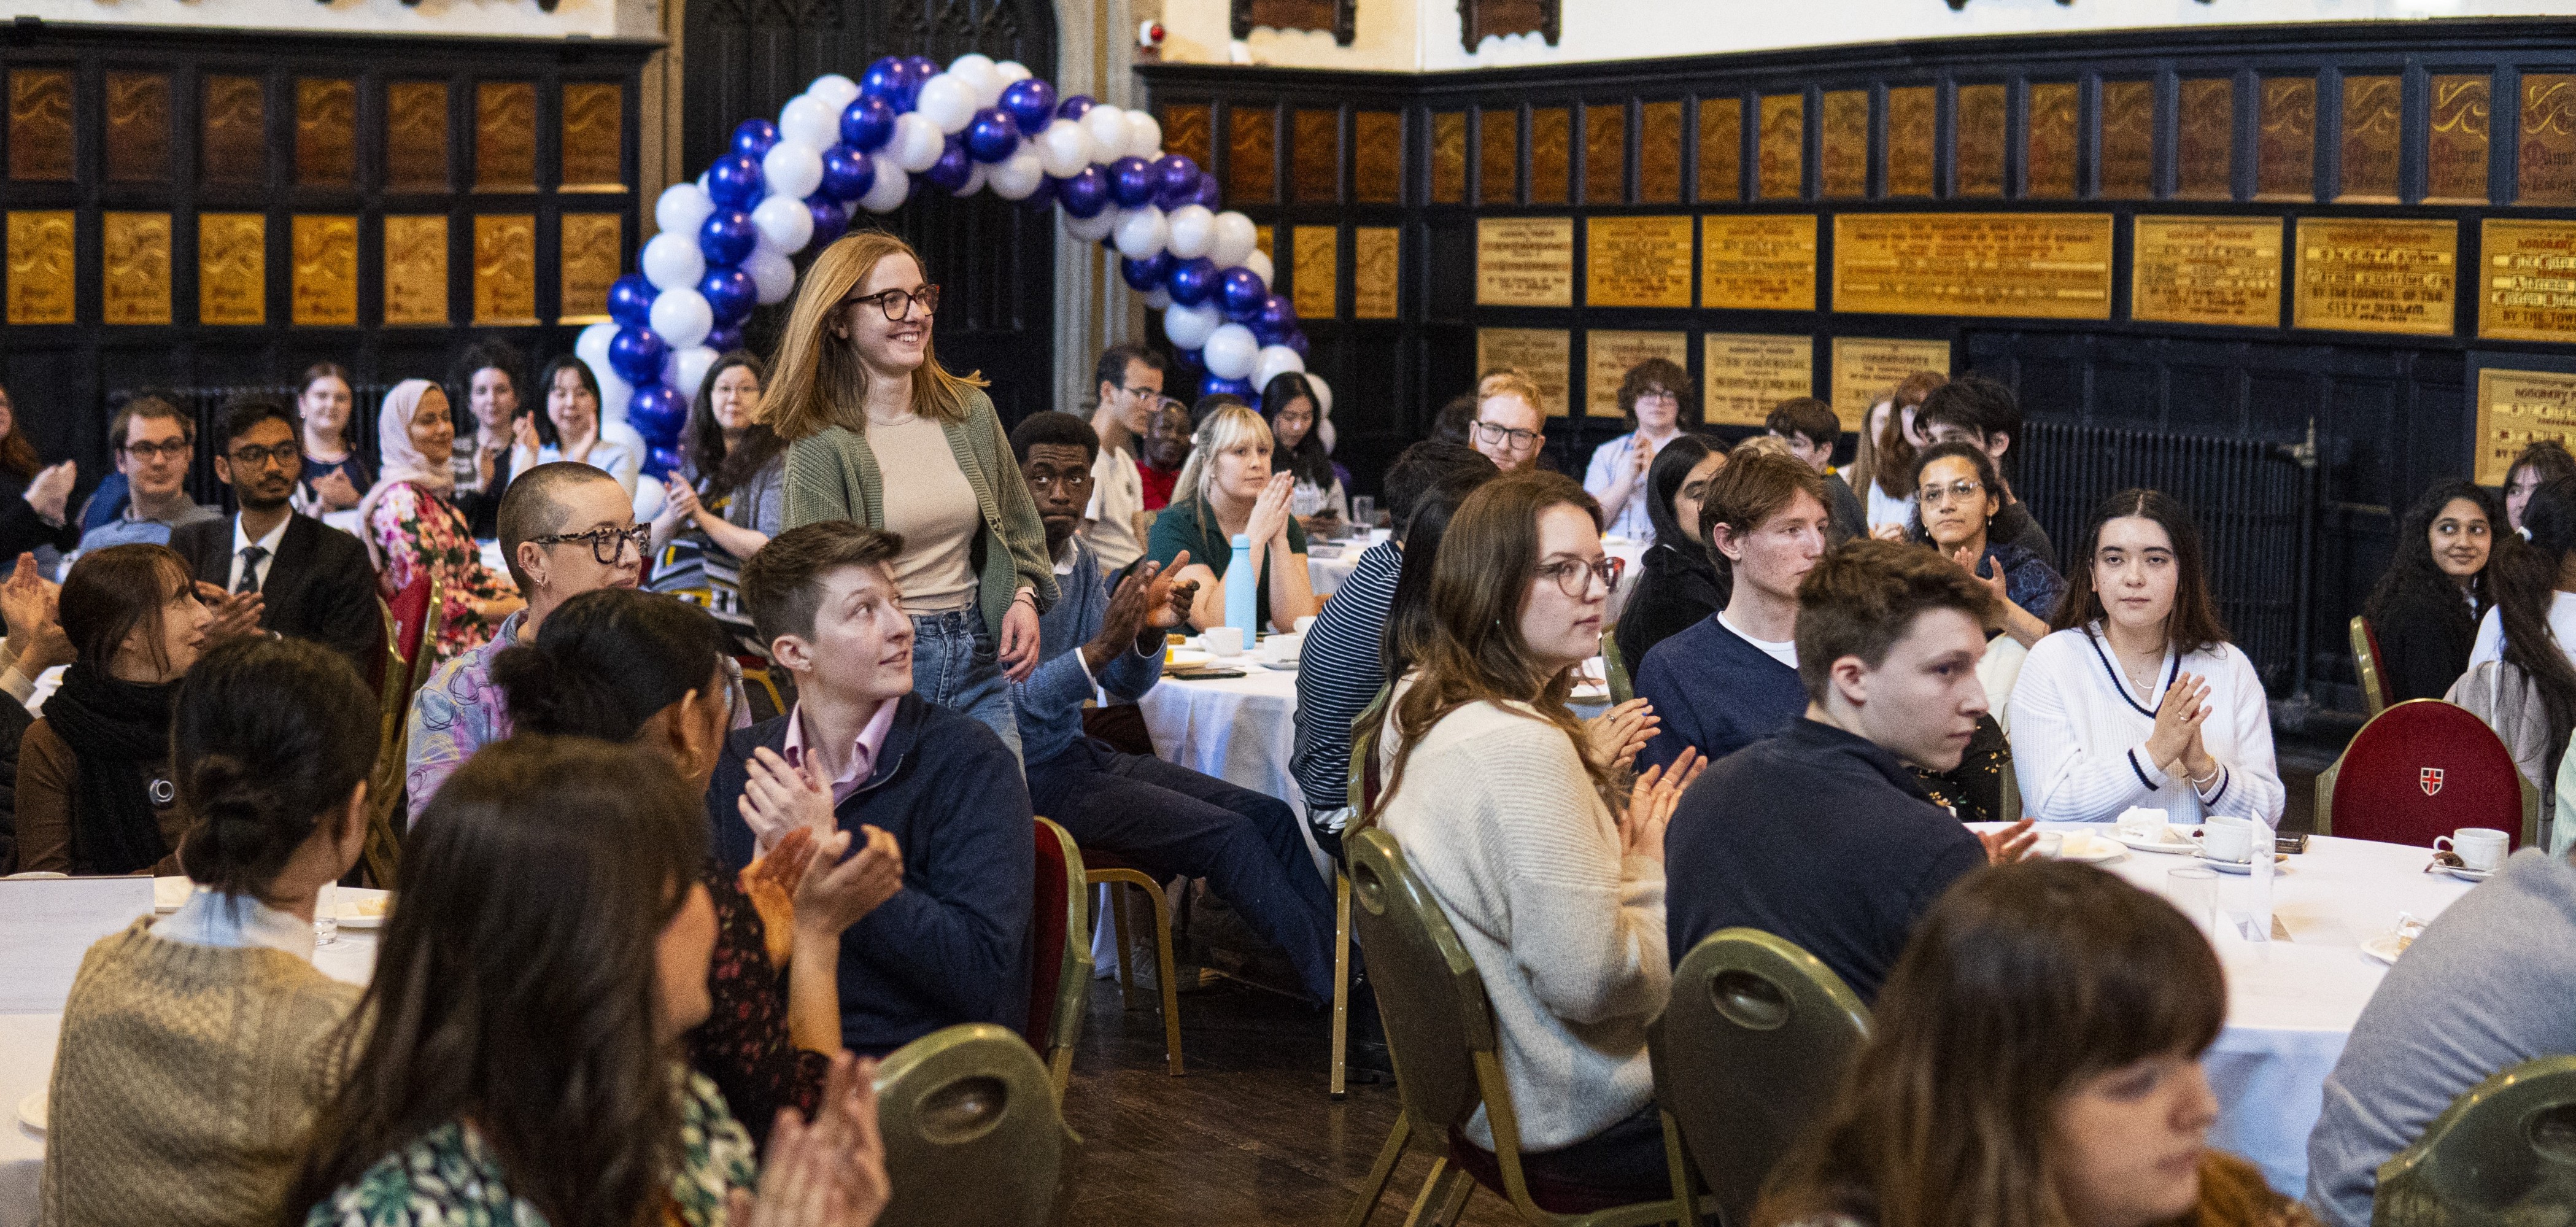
1973,823,2477,1196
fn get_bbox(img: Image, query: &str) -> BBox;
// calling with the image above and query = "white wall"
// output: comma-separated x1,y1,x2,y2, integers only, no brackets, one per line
15,0,651,41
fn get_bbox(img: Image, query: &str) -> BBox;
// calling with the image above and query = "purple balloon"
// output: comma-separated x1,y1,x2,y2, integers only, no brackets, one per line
820,144,874,201
1153,155,1200,206
1172,348,1204,375
859,57,908,103
699,267,756,327
1253,293,1298,343
840,95,896,152
705,325,745,353
1057,95,1095,121
1199,374,1254,400
1218,267,1268,320
1107,156,1158,209
901,56,940,95
1190,171,1223,209
608,327,667,385
731,119,779,160
1019,174,1058,211
1166,257,1220,306
628,385,689,448
606,274,657,328
807,195,849,246
999,78,1058,133
698,208,758,267
643,444,686,480
706,153,765,209
964,108,1022,163
1120,252,1175,292
1056,165,1110,219
1282,330,1310,357
924,136,973,192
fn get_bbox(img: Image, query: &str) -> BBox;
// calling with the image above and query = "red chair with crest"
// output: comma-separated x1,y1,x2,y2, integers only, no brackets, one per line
2315,699,2537,850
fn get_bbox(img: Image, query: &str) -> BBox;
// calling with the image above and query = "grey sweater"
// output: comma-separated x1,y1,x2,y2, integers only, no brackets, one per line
2305,848,2576,1225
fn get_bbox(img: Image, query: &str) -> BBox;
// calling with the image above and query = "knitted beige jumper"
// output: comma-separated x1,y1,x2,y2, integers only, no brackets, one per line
40,918,362,1227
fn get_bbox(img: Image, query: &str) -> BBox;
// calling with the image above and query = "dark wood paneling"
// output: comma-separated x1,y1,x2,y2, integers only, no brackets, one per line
104,71,170,185
1697,96,1740,203
1582,101,1623,204
2257,76,2315,201
199,75,266,188
8,68,75,182
1430,109,1467,204
1353,110,1401,204
1161,101,1212,171
1292,107,1337,203
1228,103,1278,203
1639,100,1682,204
2176,77,2235,199
1530,105,1570,203
1478,105,1517,204
295,78,357,188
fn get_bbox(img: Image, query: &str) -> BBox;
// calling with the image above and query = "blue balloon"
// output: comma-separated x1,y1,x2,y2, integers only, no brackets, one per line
608,328,667,385
1190,171,1223,209
924,136,973,192
706,153,765,209
1153,155,1200,206
705,324,745,353
1166,257,1220,306
1172,348,1204,374
731,119,779,160
699,267,756,327
1107,157,1158,209
859,57,907,102
820,144,873,200
1019,174,1057,211
964,108,1022,163
643,444,686,481
606,274,657,328
698,209,757,268
1199,374,1254,400
1057,165,1110,219
629,385,689,448
1120,252,1175,292
1282,330,1310,357
1218,267,1268,320
1253,293,1297,343
999,78,1058,134
840,95,896,152
808,195,849,246
901,56,940,97
1057,95,1094,121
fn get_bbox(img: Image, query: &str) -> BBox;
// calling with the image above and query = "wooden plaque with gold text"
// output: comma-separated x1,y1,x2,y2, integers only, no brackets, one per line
1584,330,1689,418
473,214,538,325
1476,217,1575,307
1830,336,1951,423
1585,216,1692,308
2292,218,2457,336
2478,220,2576,343
198,212,266,325
1757,94,1802,200
2477,368,2576,486
1475,328,1572,417
1291,225,1339,320
1700,215,1816,312
559,213,625,324
1703,333,1814,427
4,211,75,325
2131,217,2283,328
102,212,172,325
1832,213,2113,320
1353,226,1399,319
384,215,451,326
290,215,360,326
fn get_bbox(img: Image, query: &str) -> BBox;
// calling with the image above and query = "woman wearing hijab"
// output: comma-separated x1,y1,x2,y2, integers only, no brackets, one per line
354,379,522,662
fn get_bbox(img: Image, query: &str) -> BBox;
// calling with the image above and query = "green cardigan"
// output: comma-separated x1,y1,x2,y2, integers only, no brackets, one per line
783,386,1059,633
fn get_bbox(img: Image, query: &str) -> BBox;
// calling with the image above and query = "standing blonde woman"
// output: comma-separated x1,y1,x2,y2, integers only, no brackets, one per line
1145,403,1318,635
765,232,1054,761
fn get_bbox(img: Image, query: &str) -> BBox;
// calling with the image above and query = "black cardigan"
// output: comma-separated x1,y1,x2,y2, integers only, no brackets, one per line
2370,586,2480,703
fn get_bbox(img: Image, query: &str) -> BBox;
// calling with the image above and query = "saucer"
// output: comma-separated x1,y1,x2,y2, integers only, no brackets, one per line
2194,850,2287,875
2115,829,2202,855
2437,864,2497,883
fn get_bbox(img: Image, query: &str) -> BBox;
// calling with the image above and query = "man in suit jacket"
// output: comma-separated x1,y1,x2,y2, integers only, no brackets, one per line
168,396,380,670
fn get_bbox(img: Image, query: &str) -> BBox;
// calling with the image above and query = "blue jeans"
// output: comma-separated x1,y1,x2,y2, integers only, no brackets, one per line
910,608,1023,768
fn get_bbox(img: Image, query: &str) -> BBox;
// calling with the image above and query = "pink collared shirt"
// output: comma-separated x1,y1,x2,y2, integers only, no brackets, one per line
783,699,900,807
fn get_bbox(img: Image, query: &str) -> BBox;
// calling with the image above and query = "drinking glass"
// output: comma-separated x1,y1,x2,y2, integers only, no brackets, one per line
1351,496,1377,528
2167,867,2219,937
314,881,338,946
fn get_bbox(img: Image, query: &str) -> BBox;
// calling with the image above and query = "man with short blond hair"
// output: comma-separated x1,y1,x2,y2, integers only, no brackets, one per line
1470,374,1549,473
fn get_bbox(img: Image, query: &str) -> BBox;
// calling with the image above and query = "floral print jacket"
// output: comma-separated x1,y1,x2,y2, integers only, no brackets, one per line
366,481,517,665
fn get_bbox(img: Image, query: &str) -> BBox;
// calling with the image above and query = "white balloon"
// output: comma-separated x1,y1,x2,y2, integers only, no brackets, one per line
1037,119,1091,179
778,93,839,150
641,232,706,292
890,114,945,172
632,478,666,521
994,60,1031,83
1253,344,1305,389
1124,111,1164,161
989,149,1045,200
948,53,998,102
1244,249,1274,288
1305,373,1334,428
1083,106,1129,160
1145,287,1172,309
807,74,861,112
760,139,824,200
1112,205,1169,260
1203,323,1261,381
956,160,989,197
747,244,797,305
655,182,716,238
1209,211,1258,268
576,322,620,380
648,287,714,350
1162,301,1222,349
859,155,911,212
597,366,635,422
1064,207,1120,242
663,344,721,402
1164,205,1215,260
751,192,816,253
914,74,975,135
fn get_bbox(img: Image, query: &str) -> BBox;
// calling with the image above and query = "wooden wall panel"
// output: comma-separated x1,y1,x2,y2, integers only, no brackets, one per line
1584,101,1625,204
8,69,74,182
2176,78,2234,199
2524,75,2576,204
201,75,267,188
1354,110,1402,203
1228,103,1278,203
2341,75,2402,202
1530,106,1571,203
1820,90,1868,199
1479,106,1517,204
1886,85,1935,197
1698,96,1741,203
1955,83,2006,198
2100,80,2154,198
2427,74,2490,204
1638,100,1682,203
1431,110,1468,204
1293,107,1339,203
296,79,358,188
2257,77,2315,201
2027,82,2079,198
105,72,171,185
1161,101,1215,171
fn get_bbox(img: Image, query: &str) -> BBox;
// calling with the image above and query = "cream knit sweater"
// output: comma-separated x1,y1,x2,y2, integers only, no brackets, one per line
1374,695,1669,1152
41,918,362,1227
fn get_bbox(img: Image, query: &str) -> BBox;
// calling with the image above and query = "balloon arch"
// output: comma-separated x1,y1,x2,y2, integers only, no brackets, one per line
585,54,1318,479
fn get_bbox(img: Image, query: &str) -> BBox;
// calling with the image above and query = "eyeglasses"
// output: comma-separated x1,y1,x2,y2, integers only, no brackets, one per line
1472,420,1543,452
226,443,302,470
123,439,191,462
1537,555,1623,598
532,524,651,565
1917,478,1987,508
843,284,941,321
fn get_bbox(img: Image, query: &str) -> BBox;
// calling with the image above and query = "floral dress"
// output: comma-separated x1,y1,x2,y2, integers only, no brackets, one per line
686,861,828,1150
302,1070,756,1227
368,481,517,664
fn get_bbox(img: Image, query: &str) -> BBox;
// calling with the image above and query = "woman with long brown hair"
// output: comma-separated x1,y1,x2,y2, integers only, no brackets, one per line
1361,469,1700,1209
1853,371,1944,538
2458,474,2576,791
765,232,1053,761
650,352,789,643
1757,861,2312,1227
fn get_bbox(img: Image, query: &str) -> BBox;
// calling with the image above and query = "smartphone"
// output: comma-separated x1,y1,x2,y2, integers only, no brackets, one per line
2275,833,2309,855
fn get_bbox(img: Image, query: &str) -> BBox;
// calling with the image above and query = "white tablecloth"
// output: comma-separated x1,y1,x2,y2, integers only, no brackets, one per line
1139,664,1310,820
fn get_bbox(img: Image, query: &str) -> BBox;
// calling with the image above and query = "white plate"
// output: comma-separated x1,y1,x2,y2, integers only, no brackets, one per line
2194,850,2289,875
2052,833,2127,863
1165,649,1211,670
2115,829,2203,855
2361,934,2412,966
2438,865,2497,883
334,889,392,929
153,876,194,912
17,1090,43,1134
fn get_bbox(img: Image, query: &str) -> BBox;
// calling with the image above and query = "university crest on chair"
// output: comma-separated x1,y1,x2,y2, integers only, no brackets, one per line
2420,767,2445,797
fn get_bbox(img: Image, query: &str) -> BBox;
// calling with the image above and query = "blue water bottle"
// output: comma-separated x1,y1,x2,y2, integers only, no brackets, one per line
1225,533,1258,637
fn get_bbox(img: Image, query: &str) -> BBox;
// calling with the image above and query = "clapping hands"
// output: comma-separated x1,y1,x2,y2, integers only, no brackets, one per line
730,1052,891,1227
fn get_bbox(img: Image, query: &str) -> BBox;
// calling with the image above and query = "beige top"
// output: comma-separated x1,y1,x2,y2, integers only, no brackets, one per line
869,415,982,614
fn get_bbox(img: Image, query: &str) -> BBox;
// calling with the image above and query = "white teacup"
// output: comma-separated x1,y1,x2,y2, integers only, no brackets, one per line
2201,815,2257,864
1204,626,1245,657
2435,827,2510,872
1259,632,1303,665
1293,615,1318,633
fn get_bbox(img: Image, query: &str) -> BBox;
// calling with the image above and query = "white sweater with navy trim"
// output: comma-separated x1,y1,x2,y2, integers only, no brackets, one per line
2008,625,2284,826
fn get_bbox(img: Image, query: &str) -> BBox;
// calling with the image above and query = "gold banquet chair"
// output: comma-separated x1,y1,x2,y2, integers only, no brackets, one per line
2372,1054,2576,1224
870,1023,1081,1227
1031,818,1092,1098
362,567,444,887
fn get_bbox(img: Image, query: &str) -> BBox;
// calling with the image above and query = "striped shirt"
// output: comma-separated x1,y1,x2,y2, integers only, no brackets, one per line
1291,539,1403,835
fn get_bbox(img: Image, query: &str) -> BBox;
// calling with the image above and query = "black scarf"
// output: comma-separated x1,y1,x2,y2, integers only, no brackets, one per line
43,660,179,875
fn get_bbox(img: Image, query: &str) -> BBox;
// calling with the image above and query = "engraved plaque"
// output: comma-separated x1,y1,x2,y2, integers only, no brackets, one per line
2428,74,2491,204
559,213,624,324
102,212,173,325
383,214,451,326
1530,107,1571,203
1833,213,2114,320
296,79,357,187
105,72,172,184
2026,82,2079,199
561,82,625,192
2477,368,2576,486
1476,217,1574,306
2257,77,2315,201
473,214,538,325
4,211,74,324
1162,102,1213,171
1639,101,1682,203
2100,80,2156,199
1819,90,1869,199
1432,111,1468,204
1291,225,1339,320
2292,217,2458,336
2176,79,2234,200
476,82,539,192
1955,84,2006,198
1355,110,1402,204
1255,224,1273,258
2521,75,2576,206
1585,331,1690,418
1830,337,1951,424
1585,217,1692,309
1758,95,1803,201
1703,333,1814,427
1293,107,1338,204
1480,106,1517,204
203,75,266,187
1584,103,1625,204
1886,86,1935,198
1474,328,1572,418
387,82,451,193
1701,214,1817,311
2132,216,2283,328
292,215,360,326
2477,220,2576,343
1353,226,1399,319
2341,75,2402,203
1229,104,1278,203
1699,96,1742,203
198,213,268,326
8,69,73,182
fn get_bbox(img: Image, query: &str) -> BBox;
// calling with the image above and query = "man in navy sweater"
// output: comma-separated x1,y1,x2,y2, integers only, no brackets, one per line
1664,540,2034,1001
1634,449,1831,772
707,521,1034,1056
